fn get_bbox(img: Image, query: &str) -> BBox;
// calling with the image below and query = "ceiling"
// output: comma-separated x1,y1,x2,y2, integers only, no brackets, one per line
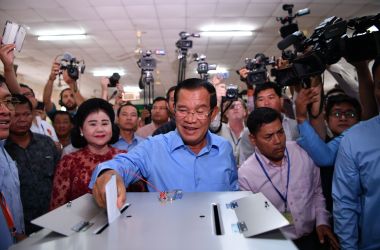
0,0,379,103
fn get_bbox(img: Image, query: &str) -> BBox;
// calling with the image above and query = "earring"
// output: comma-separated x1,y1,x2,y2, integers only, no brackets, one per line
80,132,83,136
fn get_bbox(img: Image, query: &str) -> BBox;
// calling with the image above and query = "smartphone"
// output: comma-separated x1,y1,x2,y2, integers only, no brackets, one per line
2,20,26,52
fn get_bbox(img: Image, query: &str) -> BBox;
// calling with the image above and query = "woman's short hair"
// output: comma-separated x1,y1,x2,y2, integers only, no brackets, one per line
71,98,119,148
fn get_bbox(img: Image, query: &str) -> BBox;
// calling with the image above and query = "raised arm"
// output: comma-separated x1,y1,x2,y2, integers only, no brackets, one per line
351,60,378,120
43,61,60,113
0,44,21,94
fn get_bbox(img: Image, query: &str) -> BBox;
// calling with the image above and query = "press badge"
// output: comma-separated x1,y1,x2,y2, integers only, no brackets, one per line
282,211,294,224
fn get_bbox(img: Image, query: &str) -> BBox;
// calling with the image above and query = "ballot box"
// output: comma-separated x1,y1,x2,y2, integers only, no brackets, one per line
11,191,297,250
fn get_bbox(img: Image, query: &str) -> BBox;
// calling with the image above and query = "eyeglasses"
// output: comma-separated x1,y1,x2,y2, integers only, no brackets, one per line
151,107,167,111
175,108,212,120
230,103,243,109
0,97,20,111
330,111,357,119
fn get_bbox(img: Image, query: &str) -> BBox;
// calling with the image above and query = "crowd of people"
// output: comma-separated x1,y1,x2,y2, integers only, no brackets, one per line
0,38,379,250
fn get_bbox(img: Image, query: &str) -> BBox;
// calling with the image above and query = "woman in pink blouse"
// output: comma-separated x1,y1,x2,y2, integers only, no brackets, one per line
50,98,145,209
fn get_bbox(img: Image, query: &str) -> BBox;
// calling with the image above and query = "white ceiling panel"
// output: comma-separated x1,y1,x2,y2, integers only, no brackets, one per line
4,9,44,23
156,5,186,18
244,3,278,17
215,3,248,17
125,5,157,19
186,4,217,17
64,6,100,21
34,7,72,22
94,6,128,20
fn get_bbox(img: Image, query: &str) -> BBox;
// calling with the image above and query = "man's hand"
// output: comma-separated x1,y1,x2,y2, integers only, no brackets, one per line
316,225,340,250
238,68,249,79
101,77,109,90
92,170,126,209
0,44,16,68
49,61,60,81
295,87,319,123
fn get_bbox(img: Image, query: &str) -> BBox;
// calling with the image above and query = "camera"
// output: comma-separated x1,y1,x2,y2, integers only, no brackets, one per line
176,31,200,50
138,50,157,71
276,4,310,38
244,53,275,86
59,52,85,80
108,73,120,88
225,84,239,101
273,13,380,87
195,54,216,74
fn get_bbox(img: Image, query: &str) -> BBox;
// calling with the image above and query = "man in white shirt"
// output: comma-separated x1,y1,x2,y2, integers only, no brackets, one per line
239,82,299,163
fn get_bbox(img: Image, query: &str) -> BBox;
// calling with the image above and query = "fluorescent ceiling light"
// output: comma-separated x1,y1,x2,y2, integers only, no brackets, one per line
93,69,126,77
38,34,87,41
123,86,142,92
201,31,253,37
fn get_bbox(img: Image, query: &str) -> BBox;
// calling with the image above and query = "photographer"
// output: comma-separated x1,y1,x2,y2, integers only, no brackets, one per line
43,56,85,120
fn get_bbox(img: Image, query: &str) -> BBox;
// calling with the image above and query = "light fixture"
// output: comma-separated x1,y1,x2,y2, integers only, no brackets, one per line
123,86,142,92
200,31,253,37
38,34,87,41
93,69,126,77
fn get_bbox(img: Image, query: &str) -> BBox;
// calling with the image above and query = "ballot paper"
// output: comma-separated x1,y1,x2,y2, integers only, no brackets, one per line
105,175,121,224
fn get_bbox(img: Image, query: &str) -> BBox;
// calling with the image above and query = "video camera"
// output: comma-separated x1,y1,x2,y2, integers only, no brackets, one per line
137,50,156,88
244,53,275,86
58,52,85,80
273,13,380,87
276,4,310,38
176,31,200,50
194,54,216,80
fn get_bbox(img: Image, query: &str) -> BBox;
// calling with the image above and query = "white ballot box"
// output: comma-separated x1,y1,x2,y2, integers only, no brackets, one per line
11,192,297,250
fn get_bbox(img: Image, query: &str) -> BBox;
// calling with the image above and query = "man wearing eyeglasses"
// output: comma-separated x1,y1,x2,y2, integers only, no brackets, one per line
0,44,26,247
89,78,238,208
296,91,361,214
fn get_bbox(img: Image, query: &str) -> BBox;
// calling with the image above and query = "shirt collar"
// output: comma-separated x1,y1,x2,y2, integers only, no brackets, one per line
255,146,288,168
169,129,219,154
119,134,138,144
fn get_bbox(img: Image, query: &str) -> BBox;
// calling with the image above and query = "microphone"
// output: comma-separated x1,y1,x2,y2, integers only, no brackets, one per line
277,31,304,50
296,8,310,17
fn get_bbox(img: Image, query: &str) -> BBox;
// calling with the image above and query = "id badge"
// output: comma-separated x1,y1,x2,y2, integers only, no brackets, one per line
282,211,294,224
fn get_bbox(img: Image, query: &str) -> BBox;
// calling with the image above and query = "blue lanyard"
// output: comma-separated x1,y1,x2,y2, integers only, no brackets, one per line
255,148,290,211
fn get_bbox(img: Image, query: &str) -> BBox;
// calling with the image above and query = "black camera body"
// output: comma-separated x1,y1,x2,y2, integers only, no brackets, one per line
59,53,85,80
225,84,239,101
138,50,157,71
108,73,120,88
194,54,216,80
176,40,193,49
245,54,275,86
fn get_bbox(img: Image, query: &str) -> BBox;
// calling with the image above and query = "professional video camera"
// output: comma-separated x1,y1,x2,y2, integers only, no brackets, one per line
273,13,380,87
244,53,276,86
107,72,120,88
137,50,156,88
176,31,200,50
342,13,380,62
276,4,310,38
193,54,217,80
176,31,200,83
